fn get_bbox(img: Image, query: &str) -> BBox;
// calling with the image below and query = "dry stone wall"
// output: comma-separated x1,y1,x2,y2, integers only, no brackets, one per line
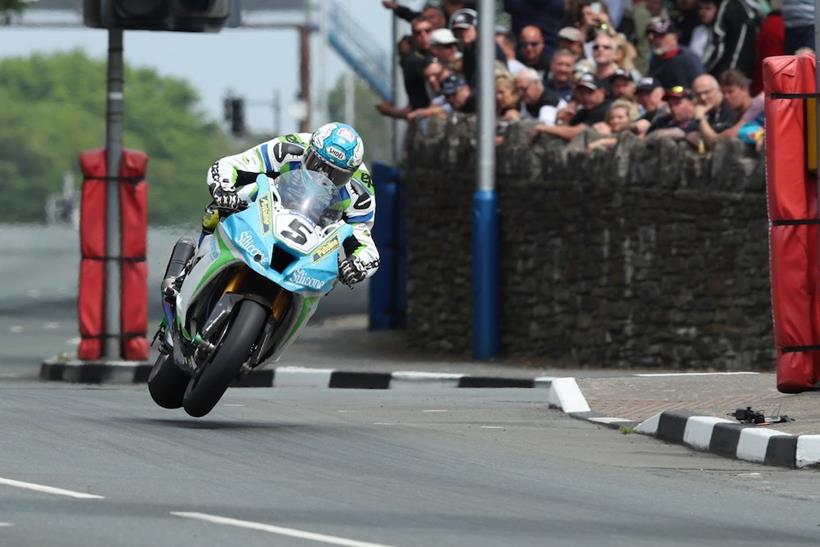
403,115,773,370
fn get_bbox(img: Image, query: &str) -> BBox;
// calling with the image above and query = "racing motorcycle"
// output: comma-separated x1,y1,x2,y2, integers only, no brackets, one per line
148,170,353,417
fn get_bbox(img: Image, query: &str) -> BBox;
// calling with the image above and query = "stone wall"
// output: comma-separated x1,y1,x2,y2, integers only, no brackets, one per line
403,115,774,370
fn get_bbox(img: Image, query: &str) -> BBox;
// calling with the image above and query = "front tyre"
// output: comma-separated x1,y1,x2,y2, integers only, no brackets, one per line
182,300,267,417
148,353,190,409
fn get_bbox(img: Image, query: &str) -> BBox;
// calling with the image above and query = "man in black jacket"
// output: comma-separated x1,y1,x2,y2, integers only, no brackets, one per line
698,0,758,79
647,16,705,88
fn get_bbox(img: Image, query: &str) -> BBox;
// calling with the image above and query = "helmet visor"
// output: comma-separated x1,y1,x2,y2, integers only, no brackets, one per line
303,148,354,187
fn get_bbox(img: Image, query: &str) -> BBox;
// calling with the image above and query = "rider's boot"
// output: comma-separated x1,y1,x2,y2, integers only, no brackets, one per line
161,237,197,300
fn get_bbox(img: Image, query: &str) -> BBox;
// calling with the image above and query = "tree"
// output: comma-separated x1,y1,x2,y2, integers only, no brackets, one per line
0,50,231,224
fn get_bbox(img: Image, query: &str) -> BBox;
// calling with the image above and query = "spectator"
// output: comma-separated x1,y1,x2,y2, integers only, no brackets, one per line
455,9,508,86
632,76,668,135
375,17,433,120
689,0,713,57
719,69,764,138
672,0,702,46
587,99,641,151
691,73,738,147
592,32,620,90
518,25,552,77
381,2,447,28
699,0,758,80
610,68,638,100
441,73,476,113
613,32,640,73
647,17,705,88
430,28,463,73
533,73,611,141
545,48,577,101
495,74,521,122
783,0,814,53
496,26,527,76
646,86,699,141
574,0,616,48
408,64,453,124
504,0,566,59
631,0,669,73
557,26,585,59
752,2,785,95
515,68,564,125
442,0,476,21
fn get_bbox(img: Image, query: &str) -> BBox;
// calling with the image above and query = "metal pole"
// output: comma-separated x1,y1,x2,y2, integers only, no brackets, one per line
104,28,124,359
299,24,311,133
344,0,355,126
391,13,406,163
473,0,498,359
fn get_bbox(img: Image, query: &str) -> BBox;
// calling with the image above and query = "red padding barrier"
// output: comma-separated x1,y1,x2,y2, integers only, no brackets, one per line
764,55,820,392
76,148,149,361
119,149,149,360
77,149,107,360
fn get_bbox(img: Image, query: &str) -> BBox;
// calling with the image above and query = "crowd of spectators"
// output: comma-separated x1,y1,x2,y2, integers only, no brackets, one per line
378,0,812,154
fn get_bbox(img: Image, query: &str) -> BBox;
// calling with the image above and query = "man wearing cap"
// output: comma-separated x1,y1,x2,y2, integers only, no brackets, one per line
646,16,704,88
545,48,576,102
632,76,668,135
646,86,699,140
430,27,464,73
533,73,610,141
691,73,738,147
610,69,638,101
517,25,552,77
558,26,585,58
515,68,565,125
454,8,508,85
441,73,476,113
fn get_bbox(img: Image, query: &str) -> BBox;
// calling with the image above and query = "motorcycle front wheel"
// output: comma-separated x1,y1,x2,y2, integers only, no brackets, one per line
182,299,267,417
148,353,190,409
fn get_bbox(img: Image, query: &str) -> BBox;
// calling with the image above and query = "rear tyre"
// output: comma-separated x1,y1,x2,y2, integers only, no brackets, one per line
182,300,267,417
147,353,190,409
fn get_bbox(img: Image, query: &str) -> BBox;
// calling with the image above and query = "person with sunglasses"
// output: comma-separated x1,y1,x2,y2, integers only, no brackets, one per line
517,25,551,78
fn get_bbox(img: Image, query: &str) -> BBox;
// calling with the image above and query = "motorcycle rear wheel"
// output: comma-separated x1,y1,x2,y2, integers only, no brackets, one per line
182,300,267,417
147,353,190,409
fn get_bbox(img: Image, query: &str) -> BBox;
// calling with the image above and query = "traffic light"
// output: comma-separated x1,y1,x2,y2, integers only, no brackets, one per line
224,97,245,136
83,0,231,32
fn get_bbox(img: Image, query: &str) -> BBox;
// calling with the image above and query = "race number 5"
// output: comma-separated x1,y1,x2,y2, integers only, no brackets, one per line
281,219,310,245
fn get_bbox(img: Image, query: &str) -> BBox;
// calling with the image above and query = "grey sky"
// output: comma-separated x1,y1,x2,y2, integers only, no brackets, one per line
0,1,411,134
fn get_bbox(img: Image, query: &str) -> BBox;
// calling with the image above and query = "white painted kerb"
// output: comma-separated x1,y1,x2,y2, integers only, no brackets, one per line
547,377,590,413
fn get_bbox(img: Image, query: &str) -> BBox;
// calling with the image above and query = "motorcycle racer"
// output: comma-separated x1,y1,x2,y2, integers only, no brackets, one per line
162,122,379,297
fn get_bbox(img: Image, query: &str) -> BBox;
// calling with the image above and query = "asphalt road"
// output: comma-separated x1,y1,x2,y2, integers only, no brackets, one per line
1,384,820,547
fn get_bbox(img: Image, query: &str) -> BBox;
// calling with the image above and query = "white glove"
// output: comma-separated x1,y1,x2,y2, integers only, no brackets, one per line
339,255,367,287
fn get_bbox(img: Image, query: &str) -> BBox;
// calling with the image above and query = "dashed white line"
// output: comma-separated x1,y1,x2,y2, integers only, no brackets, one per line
480,426,505,430
422,409,448,413
373,422,397,426
0,477,104,499
0,523,13,527
634,372,759,377
171,512,395,547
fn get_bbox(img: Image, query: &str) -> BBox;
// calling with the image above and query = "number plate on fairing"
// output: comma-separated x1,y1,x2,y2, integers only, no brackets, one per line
274,212,320,253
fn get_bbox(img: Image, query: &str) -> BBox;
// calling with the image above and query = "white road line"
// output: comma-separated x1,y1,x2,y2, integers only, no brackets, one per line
422,409,447,413
0,523,13,527
171,512,395,547
0,477,104,499
480,426,505,430
373,422,397,426
634,372,759,377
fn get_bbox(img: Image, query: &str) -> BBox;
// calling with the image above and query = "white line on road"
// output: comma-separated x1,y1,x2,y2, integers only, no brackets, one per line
633,372,759,377
480,426,505,430
0,477,104,499
373,422,397,426
0,523,13,527
171,512,395,547
422,409,447,413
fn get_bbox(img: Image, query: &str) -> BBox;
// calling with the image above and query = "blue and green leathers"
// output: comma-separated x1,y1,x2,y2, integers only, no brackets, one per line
206,130,379,278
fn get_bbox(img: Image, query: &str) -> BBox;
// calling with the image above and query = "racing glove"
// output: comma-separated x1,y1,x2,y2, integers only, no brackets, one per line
340,255,367,287
212,187,245,211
